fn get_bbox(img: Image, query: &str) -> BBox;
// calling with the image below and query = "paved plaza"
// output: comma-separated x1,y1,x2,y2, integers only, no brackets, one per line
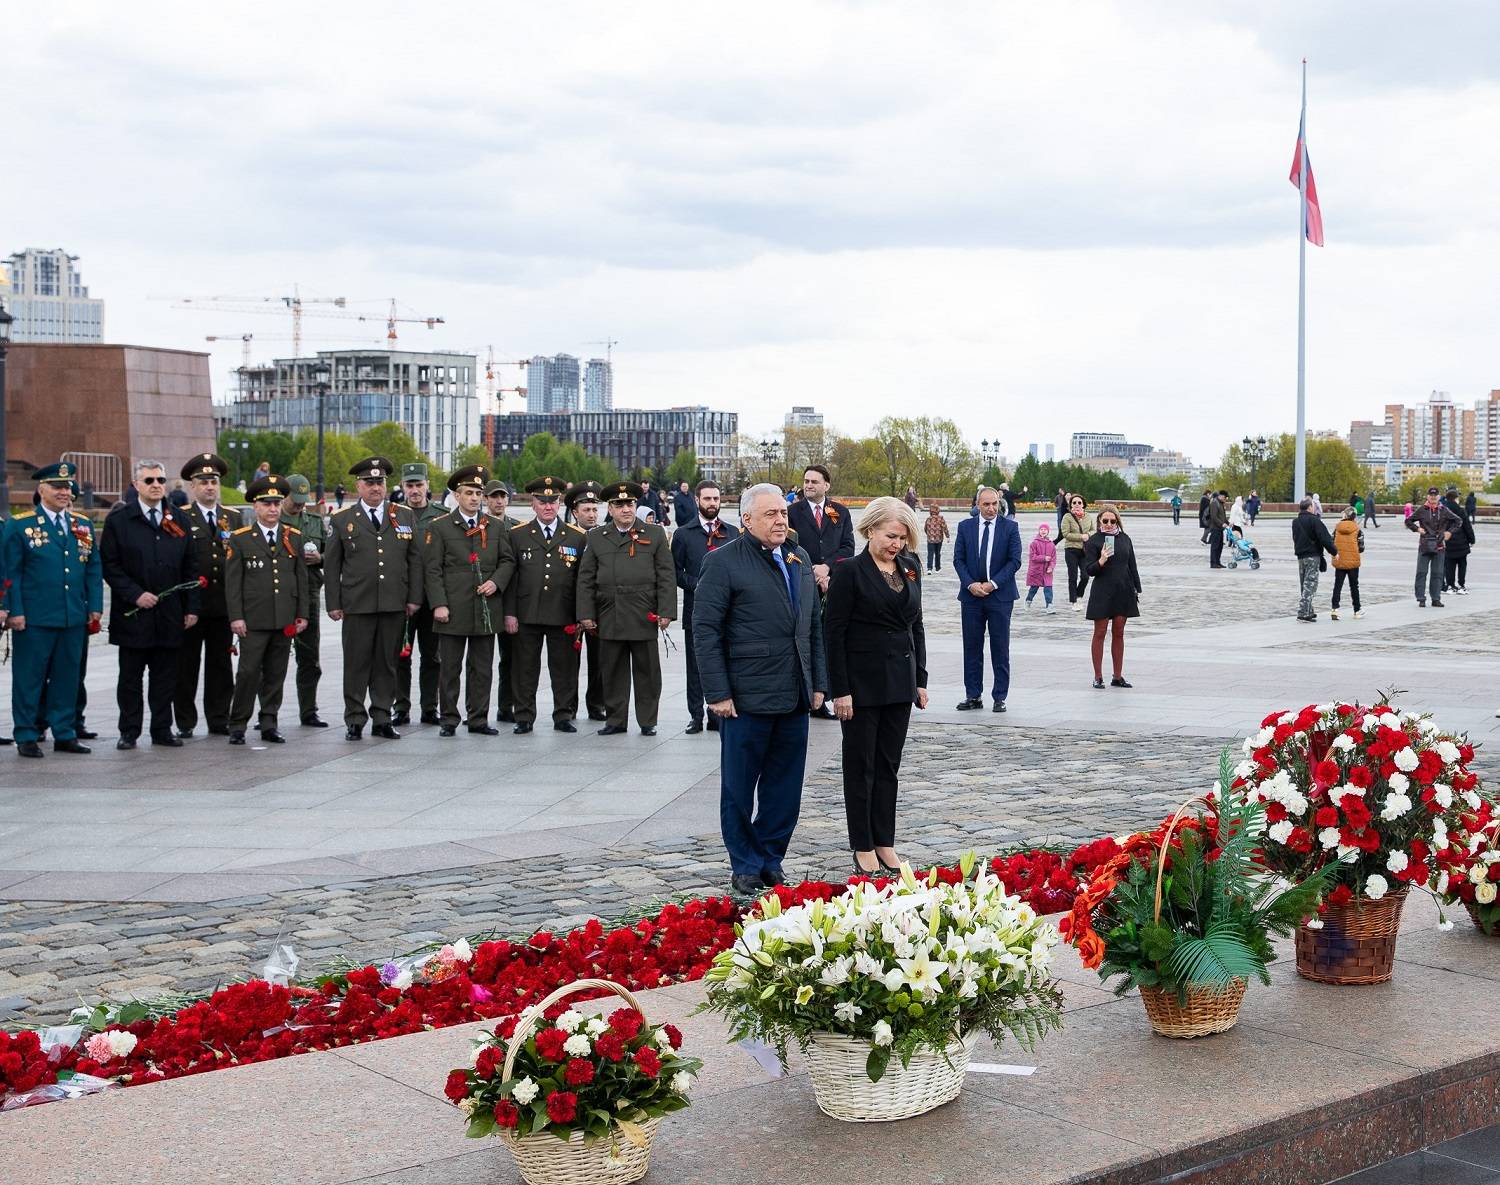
1,510,1495,1024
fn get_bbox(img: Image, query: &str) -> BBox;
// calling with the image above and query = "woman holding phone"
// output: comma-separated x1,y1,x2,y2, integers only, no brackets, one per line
1082,504,1141,689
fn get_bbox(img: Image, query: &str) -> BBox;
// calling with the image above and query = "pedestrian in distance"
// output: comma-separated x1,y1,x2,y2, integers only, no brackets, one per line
952,486,1021,713
1441,486,1475,596
692,482,828,897
1246,490,1261,526
1464,489,1478,525
671,480,731,735
333,483,346,509
999,483,1017,519
903,485,919,511
824,497,927,877
1292,496,1337,622
1406,485,1461,608
1198,489,1212,543
672,481,696,532
1170,489,1182,525
1206,491,1229,569
1024,522,1057,612
100,459,199,749
1229,495,1249,533
1059,493,1094,610
1083,504,1140,688
1330,505,1363,621
1054,487,1069,534
923,503,949,572
1363,489,1380,528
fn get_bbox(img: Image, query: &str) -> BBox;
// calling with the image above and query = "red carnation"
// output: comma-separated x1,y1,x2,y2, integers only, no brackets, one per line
661,1023,683,1050
282,623,297,637
444,1069,470,1103
545,1090,579,1125
398,645,412,659
468,552,479,564
1347,765,1374,789
534,1028,568,1062
1314,806,1339,828
1327,885,1353,907
633,1046,662,1077
564,1057,595,1086
493,1099,520,1129
1312,759,1341,790
1342,797,1373,830
609,1008,645,1041
1265,801,1288,825
475,1046,502,1080
1286,827,1313,854
594,1032,626,1062
197,575,210,588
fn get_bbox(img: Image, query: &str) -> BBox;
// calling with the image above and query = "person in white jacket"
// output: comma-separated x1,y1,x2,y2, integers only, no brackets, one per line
1229,495,1249,532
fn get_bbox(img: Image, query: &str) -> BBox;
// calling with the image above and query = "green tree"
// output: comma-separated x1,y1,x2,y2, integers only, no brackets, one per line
666,447,700,488
1213,434,1362,503
216,430,299,484
450,443,493,472
1487,473,1500,494
1394,470,1478,504
291,431,366,493
357,422,427,472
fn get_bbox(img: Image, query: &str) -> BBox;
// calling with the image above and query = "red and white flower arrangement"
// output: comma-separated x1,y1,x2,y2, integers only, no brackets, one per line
1232,699,1489,912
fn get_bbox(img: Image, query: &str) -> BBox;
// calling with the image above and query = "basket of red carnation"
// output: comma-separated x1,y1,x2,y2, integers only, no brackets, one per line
444,977,700,1185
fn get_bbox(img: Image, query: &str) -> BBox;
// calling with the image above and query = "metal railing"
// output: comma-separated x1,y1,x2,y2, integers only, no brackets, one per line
61,451,124,501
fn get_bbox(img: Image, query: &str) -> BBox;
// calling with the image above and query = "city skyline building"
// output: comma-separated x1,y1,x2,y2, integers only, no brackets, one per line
528,353,581,414
483,406,738,481
784,405,824,429
582,357,613,412
2,248,105,343
1069,431,1153,461
224,348,478,469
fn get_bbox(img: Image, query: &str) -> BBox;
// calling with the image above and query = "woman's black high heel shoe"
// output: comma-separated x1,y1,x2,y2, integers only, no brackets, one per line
851,851,881,877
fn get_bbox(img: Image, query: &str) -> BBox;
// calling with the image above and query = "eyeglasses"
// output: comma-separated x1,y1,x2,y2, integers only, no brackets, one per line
1099,519,1119,526
140,476,167,485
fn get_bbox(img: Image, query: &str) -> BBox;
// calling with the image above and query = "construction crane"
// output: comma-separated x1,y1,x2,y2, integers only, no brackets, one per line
360,299,445,344
584,338,619,365
484,348,531,413
205,332,385,398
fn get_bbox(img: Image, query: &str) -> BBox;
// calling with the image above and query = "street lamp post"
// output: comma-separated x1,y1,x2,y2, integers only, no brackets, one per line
1241,435,1269,493
0,298,12,514
758,438,781,483
315,381,330,501
980,438,1000,475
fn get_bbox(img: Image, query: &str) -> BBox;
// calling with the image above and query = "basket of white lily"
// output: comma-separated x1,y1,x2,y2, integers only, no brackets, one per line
699,855,1064,1123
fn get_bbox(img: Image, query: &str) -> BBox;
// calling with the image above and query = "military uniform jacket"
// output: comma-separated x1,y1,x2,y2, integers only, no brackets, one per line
100,501,200,648
409,502,449,607
576,521,677,641
225,524,310,629
323,502,424,614
185,503,238,617
280,509,327,593
423,510,515,636
1,509,104,626
504,519,588,627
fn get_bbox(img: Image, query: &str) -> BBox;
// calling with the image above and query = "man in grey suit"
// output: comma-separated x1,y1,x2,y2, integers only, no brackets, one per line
692,483,828,898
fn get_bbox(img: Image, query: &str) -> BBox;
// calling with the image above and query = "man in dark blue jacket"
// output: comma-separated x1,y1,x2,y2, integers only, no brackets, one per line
670,480,732,734
693,483,828,897
951,487,1021,712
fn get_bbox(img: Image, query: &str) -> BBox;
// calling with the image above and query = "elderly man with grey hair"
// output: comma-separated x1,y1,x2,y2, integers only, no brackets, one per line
693,483,828,897
99,459,201,747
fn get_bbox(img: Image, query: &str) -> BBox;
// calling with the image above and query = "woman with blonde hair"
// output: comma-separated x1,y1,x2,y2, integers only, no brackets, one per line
1083,503,1142,689
825,496,928,875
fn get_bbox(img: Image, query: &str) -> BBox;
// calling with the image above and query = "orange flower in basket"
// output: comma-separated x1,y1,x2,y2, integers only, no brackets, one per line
1076,931,1106,970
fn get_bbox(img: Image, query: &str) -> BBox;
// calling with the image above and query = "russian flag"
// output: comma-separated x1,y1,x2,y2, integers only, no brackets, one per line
1289,115,1324,246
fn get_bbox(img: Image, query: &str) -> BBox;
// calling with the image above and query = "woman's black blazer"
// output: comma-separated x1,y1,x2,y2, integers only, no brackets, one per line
824,549,927,706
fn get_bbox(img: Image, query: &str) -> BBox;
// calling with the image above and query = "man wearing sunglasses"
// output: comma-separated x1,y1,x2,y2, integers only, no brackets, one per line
174,453,237,737
100,460,200,749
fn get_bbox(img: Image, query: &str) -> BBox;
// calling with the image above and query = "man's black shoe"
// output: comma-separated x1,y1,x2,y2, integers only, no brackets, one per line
76,729,99,741
151,735,184,748
301,716,329,728
707,717,719,732
992,700,1007,713
54,739,91,754
18,741,44,758
117,738,138,751
685,720,704,734
597,724,627,736
730,873,765,898
262,729,286,744
468,724,500,736
955,698,983,711
1432,600,1445,608
514,722,534,734
588,710,608,721
640,726,657,737
391,711,412,726
207,725,231,736
439,725,457,737
228,732,246,745
346,725,364,740
497,710,516,723
175,728,194,739
762,868,786,887
553,721,576,733
371,724,402,740
419,711,441,726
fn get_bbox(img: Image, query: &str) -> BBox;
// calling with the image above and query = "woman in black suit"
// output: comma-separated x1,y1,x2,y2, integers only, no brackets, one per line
826,497,928,876
1082,503,1142,690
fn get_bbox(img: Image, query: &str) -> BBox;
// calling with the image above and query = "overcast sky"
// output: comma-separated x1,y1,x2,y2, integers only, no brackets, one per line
9,1,1500,467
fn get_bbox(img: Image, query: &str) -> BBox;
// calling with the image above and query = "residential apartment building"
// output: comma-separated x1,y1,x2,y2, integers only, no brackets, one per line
482,406,739,481
528,354,581,414
1384,392,1476,460
582,358,613,412
784,406,824,429
225,349,479,469
1069,431,1153,461
2,248,105,342
1476,390,1500,482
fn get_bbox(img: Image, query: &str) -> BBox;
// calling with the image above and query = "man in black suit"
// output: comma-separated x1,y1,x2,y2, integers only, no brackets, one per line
693,482,828,897
670,480,732,735
786,464,854,719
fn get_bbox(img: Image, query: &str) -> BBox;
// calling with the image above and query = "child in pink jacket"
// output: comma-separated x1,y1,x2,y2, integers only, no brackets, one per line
1025,523,1057,611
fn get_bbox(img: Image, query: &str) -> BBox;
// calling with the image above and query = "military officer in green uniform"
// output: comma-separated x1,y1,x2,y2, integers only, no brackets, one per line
576,480,676,736
503,476,588,734
225,475,310,744
483,479,520,723
322,456,424,740
394,462,446,725
565,481,607,721
175,452,237,737
2,462,104,757
425,465,515,736
278,474,328,727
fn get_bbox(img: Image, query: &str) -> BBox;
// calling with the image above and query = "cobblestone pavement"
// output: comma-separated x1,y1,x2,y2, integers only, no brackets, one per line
0,725,1226,1024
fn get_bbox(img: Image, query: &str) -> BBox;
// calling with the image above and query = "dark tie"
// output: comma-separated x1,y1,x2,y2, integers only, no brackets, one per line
370,508,380,530
980,519,991,577
543,525,552,541
148,508,159,529
266,530,276,548
465,517,475,531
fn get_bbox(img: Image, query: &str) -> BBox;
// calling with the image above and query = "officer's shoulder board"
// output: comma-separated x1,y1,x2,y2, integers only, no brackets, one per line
331,505,357,519
566,523,585,535
12,511,37,522
510,520,528,531
69,510,91,521
232,525,254,535
283,524,301,535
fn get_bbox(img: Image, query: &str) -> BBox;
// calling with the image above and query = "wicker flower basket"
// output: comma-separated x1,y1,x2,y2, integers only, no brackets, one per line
1137,795,1249,1038
499,978,664,1185
1295,888,1408,985
1138,979,1247,1038
1464,903,1498,936
803,1030,979,1123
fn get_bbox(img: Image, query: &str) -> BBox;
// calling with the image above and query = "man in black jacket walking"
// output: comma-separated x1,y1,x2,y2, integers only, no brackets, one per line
1291,497,1336,621
100,460,200,748
670,480,731,734
693,483,828,897
1407,486,1461,607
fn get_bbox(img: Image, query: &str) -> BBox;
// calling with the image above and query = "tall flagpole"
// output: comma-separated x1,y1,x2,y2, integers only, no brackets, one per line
1295,59,1308,502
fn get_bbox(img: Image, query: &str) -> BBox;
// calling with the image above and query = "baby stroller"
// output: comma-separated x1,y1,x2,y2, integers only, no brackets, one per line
1225,526,1260,569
